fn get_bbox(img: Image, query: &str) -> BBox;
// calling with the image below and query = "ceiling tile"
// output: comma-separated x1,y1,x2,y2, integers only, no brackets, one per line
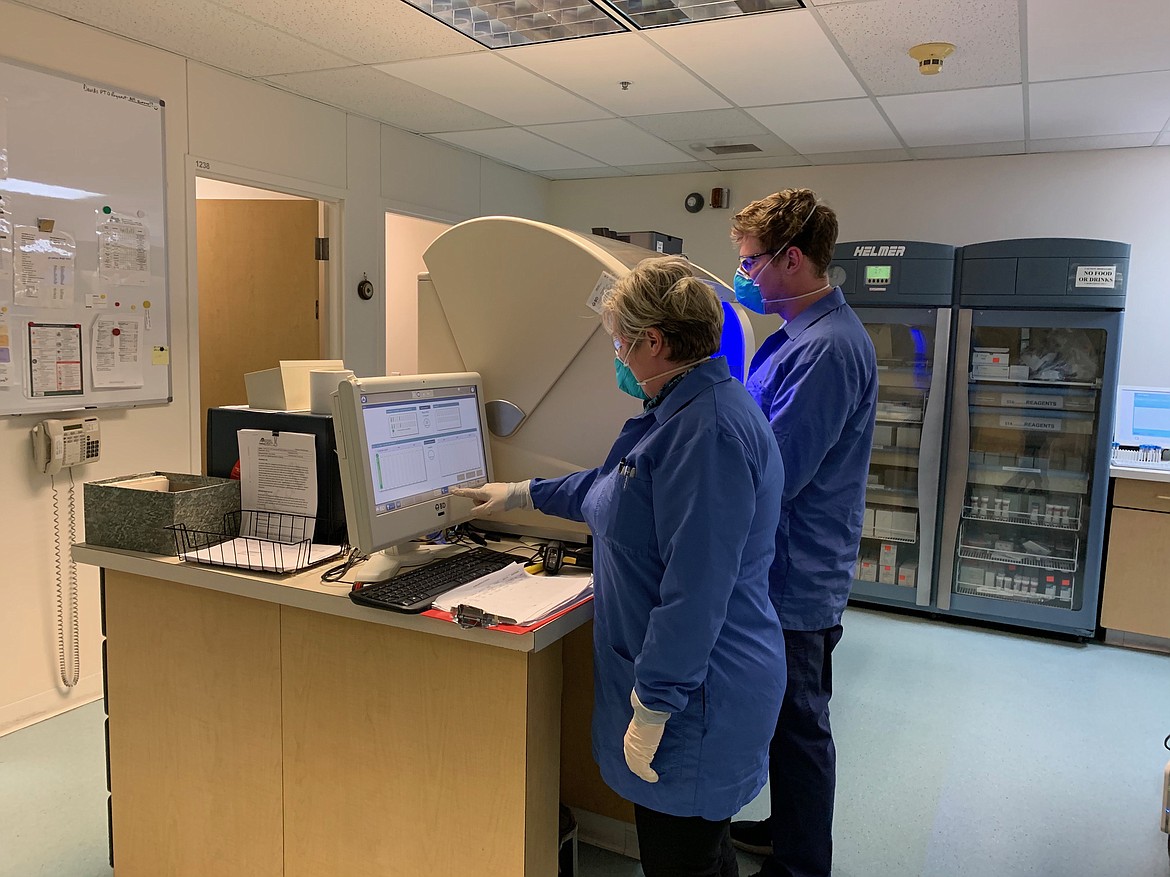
1029,72,1170,139
500,32,729,116
879,86,1023,147
626,109,771,141
670,133,798,161
432,128,605,171
542,167,630,180
818,0,1020,96
619,162,716,176
748,99,901,153
375,54,609,126
705,155,812,170
1028,0,1170,82
1159,132,1170,147
908,141,1024,159
211,0,480,65
648,10,865,106
24,0,352,76
1026,133,1160,154
527,119,693,165
805,148,911,164
264,66,508,133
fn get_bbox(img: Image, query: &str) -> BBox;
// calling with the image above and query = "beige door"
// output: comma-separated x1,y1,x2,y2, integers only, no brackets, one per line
196,199,320,468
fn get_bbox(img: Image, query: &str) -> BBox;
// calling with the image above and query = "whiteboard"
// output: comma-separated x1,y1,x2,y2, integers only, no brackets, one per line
0,56,170,416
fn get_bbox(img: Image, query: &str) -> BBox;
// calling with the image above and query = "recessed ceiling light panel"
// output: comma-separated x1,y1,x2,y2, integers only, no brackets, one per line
606,0,803,29
406,0,628,48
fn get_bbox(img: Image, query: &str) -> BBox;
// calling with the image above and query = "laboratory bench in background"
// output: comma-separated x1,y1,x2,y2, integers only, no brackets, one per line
73,544,631,877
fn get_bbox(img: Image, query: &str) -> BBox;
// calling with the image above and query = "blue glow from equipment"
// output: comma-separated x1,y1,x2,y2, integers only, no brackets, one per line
718,300,747,383
909,326,930,390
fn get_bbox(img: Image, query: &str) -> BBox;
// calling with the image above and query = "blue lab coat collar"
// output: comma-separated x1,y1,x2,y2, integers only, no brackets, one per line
780,287,847,342
650,357,731,424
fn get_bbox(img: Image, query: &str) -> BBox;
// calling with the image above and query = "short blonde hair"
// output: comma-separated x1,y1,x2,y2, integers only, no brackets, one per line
731,188,838,276
602,256,723,362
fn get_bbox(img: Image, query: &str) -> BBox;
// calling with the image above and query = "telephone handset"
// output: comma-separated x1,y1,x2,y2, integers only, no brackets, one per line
31,417,102,475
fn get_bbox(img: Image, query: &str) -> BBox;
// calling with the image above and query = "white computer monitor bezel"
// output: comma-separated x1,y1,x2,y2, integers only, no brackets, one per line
331,372,494,557
1114,384,1170,447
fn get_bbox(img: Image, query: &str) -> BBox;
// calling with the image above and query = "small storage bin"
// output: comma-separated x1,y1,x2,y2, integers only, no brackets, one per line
84,472,241,556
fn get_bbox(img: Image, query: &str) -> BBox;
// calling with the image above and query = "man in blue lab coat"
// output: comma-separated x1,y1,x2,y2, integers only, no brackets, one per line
729,189,878,877
456,256,786,876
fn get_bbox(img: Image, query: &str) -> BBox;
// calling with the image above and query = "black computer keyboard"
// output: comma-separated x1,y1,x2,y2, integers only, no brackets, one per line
348,547,522,614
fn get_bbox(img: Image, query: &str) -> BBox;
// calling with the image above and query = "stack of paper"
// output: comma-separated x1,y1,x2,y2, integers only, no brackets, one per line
432,565,593,627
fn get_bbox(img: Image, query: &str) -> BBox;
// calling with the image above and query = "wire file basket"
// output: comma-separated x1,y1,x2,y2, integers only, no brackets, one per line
169,510,341,574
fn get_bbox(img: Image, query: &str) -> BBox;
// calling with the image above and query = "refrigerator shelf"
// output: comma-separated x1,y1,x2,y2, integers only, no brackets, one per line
966,464,1089,494
861,532,918,544
954,581,1072,605
864,486,919,508
870,447,920,468
968,375,1101,389
957,545,1078,572
961,508,1080,531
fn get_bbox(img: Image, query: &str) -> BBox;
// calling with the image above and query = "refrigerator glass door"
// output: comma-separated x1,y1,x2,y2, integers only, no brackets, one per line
939,310,1120,634
853,308,949,608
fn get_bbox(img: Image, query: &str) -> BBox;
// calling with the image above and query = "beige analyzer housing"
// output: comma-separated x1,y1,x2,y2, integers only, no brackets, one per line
418,216,753,541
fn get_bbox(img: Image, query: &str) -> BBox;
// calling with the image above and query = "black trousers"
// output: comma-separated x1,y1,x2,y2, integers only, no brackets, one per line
762,624,844,877
634,804,739,877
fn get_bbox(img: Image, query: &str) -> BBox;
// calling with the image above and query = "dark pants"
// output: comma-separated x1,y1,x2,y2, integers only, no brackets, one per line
763,624,844,877
635,804,739,877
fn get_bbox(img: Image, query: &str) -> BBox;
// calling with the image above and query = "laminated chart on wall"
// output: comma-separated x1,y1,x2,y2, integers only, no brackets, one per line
0,56,169,415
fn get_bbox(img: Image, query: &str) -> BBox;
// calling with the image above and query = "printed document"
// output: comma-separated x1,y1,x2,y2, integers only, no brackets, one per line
91,314,144,388
238,429,318,541
433,564,593,627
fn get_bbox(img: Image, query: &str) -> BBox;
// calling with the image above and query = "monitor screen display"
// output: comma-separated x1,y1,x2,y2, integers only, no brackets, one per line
359,384,488,514
865,265,892,284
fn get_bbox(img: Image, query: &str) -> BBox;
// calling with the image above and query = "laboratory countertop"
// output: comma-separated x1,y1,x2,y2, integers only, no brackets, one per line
72,543,592,653
1109,465,1170,484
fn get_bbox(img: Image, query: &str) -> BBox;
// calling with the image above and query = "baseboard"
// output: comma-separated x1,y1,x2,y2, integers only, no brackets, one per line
1104,629,1170,655
570,807,640,860
0,674,103,736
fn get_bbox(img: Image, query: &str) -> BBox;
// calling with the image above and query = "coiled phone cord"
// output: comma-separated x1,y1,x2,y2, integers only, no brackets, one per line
50,472,80,688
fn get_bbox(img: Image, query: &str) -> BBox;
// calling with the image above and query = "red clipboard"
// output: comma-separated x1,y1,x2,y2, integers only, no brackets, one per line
422,593,593,634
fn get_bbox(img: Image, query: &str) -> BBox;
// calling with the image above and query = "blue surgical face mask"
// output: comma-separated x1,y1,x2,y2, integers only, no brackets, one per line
733,265,768,314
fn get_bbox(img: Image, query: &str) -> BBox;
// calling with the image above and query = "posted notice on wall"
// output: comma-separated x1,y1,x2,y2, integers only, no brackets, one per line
15,226,75,308
237,429,318,541
91,314,143,388
0,311,11,387
27,321,83,397
0,208,11,304
97,214,150,286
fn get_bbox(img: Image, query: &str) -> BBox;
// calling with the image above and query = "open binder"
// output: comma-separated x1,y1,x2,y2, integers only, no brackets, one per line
430,564,593,630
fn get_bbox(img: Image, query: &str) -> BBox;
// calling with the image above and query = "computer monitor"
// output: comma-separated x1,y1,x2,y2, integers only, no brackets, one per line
331,372,492,565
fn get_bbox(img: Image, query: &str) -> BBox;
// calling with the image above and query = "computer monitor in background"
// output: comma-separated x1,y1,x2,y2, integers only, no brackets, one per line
417,216,755,542
331,372,493,574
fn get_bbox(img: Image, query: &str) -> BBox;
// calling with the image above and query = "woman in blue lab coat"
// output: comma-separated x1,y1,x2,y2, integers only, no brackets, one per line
453,256,786,877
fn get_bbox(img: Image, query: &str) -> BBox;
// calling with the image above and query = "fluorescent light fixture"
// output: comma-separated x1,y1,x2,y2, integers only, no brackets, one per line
0,178,103,201
404,0,803,47
606,0,802,28
409,0,627,48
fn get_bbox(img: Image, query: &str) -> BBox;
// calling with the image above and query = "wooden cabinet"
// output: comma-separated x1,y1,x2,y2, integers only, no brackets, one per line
1101,477,1170,641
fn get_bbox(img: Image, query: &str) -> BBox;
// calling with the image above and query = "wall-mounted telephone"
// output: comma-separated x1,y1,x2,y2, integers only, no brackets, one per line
31,417,102,475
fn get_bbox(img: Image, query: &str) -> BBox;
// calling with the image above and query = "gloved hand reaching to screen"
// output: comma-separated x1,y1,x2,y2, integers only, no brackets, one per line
624,689,670,783
449,481,532,515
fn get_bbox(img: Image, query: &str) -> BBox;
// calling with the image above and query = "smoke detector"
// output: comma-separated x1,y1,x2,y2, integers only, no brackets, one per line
908,42,955,75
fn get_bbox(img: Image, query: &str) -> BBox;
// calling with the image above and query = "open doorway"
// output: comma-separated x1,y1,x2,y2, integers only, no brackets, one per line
386,212,452,375
195,178,326,468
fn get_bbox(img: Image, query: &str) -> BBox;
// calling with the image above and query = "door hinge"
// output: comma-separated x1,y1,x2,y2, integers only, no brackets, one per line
314,237,330,261
315,300,319,320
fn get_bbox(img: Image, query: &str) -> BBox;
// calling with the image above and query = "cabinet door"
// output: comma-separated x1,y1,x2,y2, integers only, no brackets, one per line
938,309,1121,635
852,307,949,608
1101,507,1170,639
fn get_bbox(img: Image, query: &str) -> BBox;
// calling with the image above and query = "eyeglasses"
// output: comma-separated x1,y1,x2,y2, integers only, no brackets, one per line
738,250,776,275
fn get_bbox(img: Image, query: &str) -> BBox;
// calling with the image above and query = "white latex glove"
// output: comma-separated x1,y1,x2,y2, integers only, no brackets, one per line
623,688,669,783
449,481,532,515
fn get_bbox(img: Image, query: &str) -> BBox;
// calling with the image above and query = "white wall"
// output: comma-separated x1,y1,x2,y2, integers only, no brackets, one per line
548,148,1170,386
386,214,451,375
0,0,550,734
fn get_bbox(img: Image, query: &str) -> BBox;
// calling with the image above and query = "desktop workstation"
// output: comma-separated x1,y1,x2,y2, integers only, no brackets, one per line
76,217,753,875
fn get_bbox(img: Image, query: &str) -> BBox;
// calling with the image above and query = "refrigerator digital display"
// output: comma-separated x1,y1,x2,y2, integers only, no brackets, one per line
866,265,892,285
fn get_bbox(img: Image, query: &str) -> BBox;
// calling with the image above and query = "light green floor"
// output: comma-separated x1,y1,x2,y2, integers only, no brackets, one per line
3,607,1169,876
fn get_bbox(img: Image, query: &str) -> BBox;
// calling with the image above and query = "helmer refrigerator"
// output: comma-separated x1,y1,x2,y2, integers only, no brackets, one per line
829,241,957,611
937,239,1127,637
